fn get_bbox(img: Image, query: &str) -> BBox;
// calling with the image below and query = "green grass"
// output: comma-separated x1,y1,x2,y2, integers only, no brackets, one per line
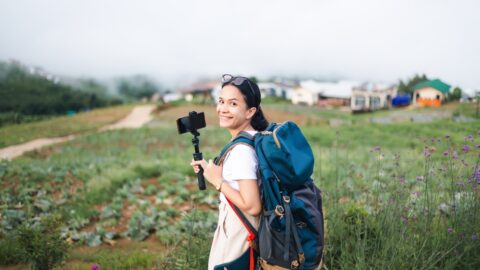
304,119,478,150
0,104,136,148
454,101,480,119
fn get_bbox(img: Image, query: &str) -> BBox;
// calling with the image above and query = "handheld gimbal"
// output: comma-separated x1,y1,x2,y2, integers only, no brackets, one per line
176,111,207,190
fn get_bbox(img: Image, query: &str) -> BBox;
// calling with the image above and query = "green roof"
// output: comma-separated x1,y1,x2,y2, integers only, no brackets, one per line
413,79,451,94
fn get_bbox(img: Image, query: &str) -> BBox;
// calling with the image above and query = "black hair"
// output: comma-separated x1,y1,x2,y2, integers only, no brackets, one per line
222,76,269,131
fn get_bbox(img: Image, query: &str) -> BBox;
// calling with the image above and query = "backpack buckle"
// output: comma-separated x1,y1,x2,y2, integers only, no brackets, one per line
275,205,285,217
291,259,300,269
283,195,291,203
299,253,305,264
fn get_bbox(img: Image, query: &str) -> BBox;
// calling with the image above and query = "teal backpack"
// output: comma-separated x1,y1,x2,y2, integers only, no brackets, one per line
214,121,324,270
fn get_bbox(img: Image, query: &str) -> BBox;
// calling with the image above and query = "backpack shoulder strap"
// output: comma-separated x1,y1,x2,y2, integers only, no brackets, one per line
214,131,255,166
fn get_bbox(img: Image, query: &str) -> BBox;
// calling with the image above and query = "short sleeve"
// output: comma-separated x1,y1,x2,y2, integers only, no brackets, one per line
224,144,258,181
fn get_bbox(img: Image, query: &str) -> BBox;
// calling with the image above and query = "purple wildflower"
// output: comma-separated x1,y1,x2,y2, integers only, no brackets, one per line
452,151,458,159
91,264,100,270
465,135,474,142
476,144,480,149
416,176,424,182
443,150,449,157
472,234,478,241
423,147,431,158
412,191,422,197
474,169,480,184
448,227,453,234
462,145,471,152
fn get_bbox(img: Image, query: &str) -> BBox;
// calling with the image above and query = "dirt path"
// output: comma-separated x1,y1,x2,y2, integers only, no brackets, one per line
99,105,156,131
0,105,156,161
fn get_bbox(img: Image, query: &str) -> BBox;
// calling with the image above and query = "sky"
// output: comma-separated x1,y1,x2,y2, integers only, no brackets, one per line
0,0,478,92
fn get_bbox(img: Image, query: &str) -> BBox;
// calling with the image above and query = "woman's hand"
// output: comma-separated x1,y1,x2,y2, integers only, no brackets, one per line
190,159,223,187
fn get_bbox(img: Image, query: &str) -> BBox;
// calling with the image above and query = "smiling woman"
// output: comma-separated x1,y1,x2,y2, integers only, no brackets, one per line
190,74,268,270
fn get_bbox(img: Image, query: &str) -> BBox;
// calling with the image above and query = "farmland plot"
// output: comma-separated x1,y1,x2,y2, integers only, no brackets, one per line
0,103,479,269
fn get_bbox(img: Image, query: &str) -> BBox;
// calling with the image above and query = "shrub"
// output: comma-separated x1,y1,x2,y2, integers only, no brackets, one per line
0,234,25,265
16,215,69,270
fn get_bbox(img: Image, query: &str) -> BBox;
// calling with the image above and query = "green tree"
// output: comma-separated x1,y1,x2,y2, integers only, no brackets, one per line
397,74,429,96
0,61,123,125
448,87,462,101
249,76,258,84
116,75,160,100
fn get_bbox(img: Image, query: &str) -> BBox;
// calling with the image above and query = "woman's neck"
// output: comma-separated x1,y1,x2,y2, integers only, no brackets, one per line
229,123,254,139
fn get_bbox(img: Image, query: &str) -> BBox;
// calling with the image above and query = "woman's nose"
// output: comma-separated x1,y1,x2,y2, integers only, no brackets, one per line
217,103,228,112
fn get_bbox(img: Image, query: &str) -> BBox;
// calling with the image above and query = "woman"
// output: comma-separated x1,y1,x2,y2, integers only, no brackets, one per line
191,74,269,270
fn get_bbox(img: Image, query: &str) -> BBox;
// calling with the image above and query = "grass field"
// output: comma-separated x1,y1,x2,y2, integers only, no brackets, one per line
0,104,136,148
0,101,479,269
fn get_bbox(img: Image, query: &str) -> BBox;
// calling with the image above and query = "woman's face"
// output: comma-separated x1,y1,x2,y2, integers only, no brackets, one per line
216,85,256,132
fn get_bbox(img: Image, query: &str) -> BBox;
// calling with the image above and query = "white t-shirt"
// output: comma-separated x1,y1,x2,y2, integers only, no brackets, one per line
219,130,258,203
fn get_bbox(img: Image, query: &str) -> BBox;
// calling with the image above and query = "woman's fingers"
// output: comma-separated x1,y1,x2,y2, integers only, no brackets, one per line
190,159,223,186
190,159,199,173
190,159,207,173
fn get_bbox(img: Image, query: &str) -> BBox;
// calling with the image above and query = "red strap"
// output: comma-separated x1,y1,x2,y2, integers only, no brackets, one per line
226,199,256,270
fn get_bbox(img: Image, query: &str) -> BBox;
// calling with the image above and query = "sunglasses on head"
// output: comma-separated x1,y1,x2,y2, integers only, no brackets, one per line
221,74,256,99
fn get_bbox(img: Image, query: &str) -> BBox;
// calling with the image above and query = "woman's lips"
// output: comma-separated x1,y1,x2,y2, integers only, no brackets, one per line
219,115,232,121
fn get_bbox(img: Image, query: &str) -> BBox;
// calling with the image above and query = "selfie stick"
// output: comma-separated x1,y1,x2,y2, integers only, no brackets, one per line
191,129,206,190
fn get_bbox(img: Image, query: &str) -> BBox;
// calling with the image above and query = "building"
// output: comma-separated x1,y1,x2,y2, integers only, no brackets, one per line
258,82,296,100
351,83,397,112
291,86,318,106
176,80,219,103
412,79,451,107
292,80,356,107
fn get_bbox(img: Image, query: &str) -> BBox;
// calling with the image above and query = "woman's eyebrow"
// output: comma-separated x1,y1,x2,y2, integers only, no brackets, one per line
219,97,239,102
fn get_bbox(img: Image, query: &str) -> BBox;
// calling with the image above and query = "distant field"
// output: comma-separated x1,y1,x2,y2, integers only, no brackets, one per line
0,102,479,269
0,104,136,148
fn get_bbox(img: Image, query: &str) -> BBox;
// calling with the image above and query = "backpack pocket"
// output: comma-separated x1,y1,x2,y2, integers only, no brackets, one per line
258,208,304,269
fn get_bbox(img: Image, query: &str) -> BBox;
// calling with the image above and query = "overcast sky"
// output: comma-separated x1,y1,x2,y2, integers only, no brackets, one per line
0,0,478,91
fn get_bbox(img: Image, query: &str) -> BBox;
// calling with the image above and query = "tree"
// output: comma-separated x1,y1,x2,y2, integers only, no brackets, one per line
249,76,258,84
397,74,429,96
448,87,462,101
0,60,123,124
116,75,160,100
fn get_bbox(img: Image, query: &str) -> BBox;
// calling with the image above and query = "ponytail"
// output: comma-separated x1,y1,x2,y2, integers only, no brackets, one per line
251,106,269,131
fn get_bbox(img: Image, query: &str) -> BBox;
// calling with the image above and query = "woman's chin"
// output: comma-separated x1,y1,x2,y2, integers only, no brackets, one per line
219,121,231,128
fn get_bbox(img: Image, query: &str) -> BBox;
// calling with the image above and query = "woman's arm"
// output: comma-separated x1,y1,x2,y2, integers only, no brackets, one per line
219,179,261,216
191,159,262,216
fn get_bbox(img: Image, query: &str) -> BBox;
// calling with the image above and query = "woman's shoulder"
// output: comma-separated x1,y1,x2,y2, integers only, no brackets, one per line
225,143,258,174
230,143,255,156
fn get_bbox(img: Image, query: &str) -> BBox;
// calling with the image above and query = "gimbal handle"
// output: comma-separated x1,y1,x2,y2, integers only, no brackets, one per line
192,135,206,190
193,152,206,190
